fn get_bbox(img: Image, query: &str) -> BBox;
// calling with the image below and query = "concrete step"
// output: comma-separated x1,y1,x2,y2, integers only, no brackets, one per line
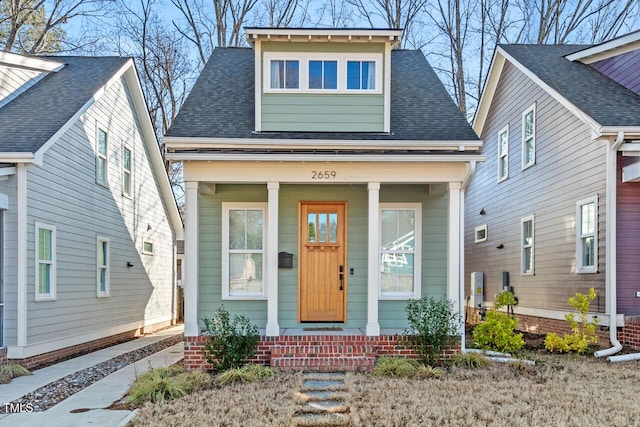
271,356,376,372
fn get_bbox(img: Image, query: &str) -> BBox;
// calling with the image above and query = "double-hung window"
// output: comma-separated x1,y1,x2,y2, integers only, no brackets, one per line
347,60,376,90
222,203,267,299
96,128,108,186
379,204,421,299
521,215,534,275
122,145,132,198
270,60,299,89
497,125,509,182
577,196,598,273
97,236,110,297
35,223,56,301
309,60,338,89
522,104,536,169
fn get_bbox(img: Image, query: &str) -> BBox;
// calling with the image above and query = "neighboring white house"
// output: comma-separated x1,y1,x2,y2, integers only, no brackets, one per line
0,51,183,368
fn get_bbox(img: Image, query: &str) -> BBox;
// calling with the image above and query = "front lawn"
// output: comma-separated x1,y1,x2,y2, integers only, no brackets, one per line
129,353,640,426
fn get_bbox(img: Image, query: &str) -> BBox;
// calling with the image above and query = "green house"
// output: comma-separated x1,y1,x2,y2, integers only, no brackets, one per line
164,28,483,369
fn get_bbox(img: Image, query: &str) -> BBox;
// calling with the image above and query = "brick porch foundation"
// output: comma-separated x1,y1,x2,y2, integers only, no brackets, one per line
184,335,461,371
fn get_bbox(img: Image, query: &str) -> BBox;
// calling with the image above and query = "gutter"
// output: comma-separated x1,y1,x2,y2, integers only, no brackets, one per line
594,131,624,359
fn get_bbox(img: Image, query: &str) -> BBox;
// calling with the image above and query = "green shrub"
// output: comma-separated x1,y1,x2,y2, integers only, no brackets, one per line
472,291,524,353
373,357,419,377
0,364,31,379
127,366,211,405
544,288,599,354
414,364,444,379
405,296,461,366
216,364,274,385
451,352,490,369
201,306,260,373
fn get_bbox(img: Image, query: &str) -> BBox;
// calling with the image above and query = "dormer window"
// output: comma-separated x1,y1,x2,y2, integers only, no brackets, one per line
309,60,337,89
347,61,376,90
270,60,299,89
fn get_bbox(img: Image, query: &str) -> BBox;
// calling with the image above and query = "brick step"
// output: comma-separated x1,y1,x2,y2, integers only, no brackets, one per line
271,356,376,372
270,344,378,358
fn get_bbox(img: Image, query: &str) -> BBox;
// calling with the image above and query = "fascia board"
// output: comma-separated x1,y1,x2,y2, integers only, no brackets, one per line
0,51,65,72
166,152,486,162
566,31,640,64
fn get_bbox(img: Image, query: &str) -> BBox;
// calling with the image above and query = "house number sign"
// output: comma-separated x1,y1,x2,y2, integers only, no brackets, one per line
311,170,337,179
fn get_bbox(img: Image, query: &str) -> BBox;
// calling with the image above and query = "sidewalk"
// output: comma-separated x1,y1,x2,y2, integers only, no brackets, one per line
0,325,184,427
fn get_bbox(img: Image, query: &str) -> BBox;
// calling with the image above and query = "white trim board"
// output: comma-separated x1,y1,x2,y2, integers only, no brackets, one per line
0,51,65,72
566,31,640,64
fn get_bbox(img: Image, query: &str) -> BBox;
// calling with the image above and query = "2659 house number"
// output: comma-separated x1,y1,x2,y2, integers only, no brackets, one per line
311,170,337,179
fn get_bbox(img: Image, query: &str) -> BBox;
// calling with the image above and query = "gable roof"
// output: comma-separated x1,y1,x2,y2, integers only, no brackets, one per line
0,56,128,154
474,43,640,136
165,47,479,142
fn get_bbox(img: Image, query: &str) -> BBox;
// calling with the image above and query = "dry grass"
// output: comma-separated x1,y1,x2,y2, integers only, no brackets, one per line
130,354,640,427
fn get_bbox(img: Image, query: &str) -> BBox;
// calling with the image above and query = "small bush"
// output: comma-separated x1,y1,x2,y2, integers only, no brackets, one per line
127,366,211,405
414,364,444,379
544,288,599,354
373,357,418,377
216,364,274,385
473,291,524,353
0,364,31,379
405,296,461,366
451,352,490,369
201,306,260,373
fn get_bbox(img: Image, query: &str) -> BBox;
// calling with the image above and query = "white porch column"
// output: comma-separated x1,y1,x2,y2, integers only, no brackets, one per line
366,182,381,336
184,181,199,337
447,182,462,311
17,163,27,347
266,182,280,336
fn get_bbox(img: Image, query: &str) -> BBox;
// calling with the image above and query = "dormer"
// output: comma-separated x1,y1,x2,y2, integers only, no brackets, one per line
246,28,402,133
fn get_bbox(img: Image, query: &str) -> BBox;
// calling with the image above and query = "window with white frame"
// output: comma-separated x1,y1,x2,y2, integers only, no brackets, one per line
521,215,534,275
122,145,132,198
97,236,110,297
309,60,338,89
143,241,154,255
35,222,56,301
379,204,421,299
346,60,376,90
497,125,509,182
577,195,598,273
522,104,536,169
222,203,267,299
475,224,488,243
270,60,299,89
96,128,108,186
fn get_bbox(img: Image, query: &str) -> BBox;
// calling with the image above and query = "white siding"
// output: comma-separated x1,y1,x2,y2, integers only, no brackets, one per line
24,75,175,347
0,65,45,109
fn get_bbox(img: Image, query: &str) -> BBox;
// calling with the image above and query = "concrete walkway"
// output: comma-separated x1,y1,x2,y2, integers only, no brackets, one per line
0,325,184,427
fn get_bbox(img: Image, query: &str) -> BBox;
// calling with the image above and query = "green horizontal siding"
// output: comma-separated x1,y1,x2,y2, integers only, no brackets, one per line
197,183,448,331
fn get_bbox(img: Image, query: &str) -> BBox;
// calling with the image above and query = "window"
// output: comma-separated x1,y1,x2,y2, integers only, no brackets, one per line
309,60,338,90
522,104,536,169
577,195,598,273
143,241,154,255
123,146,132,198
97,236,110,297
497,125,509,182
96,128,108,186
270,60,299,89
35,222,56,301
347,61,376,90
379,204,421,299
521,215,534,275
475,224,488,243
222,203,267,299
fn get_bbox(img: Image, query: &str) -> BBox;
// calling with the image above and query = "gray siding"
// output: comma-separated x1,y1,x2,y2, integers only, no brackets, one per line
0,65,44,109
24,75,175,346
591,49,640,96
0,176,17,347
465,61,607,313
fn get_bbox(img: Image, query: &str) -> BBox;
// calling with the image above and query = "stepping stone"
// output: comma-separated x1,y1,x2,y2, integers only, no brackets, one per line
306,400,344,411
302,379,344,389
303,372,345,380
302,390,334,400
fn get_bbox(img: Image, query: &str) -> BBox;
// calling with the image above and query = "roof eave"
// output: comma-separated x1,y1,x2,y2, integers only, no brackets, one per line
566,31,640,64
166,152,486,163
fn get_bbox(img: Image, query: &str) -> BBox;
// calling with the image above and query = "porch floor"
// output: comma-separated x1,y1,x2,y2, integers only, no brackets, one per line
276,328,405,336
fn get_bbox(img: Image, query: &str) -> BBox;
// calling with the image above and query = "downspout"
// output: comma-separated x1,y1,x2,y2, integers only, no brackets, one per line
594,131,624,358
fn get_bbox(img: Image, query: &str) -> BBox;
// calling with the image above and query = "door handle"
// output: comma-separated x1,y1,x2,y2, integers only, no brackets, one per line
339,265,344,291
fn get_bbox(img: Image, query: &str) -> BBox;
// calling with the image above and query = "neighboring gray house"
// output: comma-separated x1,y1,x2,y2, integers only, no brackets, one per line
0,51,183,367
164,28,483,371
466,31,640,354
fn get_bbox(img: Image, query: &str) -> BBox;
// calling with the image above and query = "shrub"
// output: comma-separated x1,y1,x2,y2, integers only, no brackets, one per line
472,291,524,353
201,306,260,373
451,352,490,369
216,364,274,385
405,296,461,366
373,357,419,377
414,364,444,379
0,364,31,379
127,366,211,405
544,288,599,354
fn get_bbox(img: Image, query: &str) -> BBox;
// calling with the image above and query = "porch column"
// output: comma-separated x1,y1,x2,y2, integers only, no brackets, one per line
266,182,280,336
184,181,199,337
366,182,381,336
447,182,462,311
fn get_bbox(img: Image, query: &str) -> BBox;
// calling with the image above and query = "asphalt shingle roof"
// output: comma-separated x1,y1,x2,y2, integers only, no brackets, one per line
501,44,640,127
0,56,128,153
166,47,479,141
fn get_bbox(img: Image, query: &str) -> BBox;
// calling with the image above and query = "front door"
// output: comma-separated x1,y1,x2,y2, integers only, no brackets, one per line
298,202,347,322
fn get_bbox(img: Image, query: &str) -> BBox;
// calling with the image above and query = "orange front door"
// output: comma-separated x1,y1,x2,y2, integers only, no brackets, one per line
298,202,347,322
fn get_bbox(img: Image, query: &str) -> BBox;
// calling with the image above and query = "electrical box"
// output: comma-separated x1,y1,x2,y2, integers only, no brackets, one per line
470,272,484,307
500,271,511,293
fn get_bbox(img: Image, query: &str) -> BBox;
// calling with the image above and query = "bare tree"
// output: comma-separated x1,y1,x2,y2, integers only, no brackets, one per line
315,0,354,27
0,0,111,53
